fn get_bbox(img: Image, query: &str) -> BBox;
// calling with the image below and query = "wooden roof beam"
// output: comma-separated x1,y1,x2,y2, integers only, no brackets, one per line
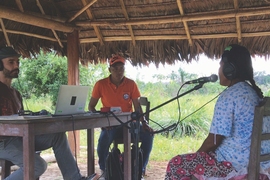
0,28,67,42
15,0,24,12
119,0,136,46
2,26,270,44
76,6,270,27
81,0,104,45
79,31,270,43
234,0,242,43
0,6,75,33
67,0,97,23
177,0,192,46
0,19,10,46
0,0,23,46
36,0,63,48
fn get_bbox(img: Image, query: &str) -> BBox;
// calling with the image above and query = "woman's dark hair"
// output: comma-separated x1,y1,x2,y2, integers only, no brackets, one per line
222,44,263,98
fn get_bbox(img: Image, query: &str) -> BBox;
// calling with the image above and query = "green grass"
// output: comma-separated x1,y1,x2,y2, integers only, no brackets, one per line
23,96,54,112
147,134,204,161
45,128,205,162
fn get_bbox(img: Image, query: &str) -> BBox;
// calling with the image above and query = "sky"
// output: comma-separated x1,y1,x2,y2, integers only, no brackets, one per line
125,54,270,82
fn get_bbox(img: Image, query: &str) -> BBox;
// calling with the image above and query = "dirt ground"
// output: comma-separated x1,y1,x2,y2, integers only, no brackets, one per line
40,155,167,180
39,157,167,180
0,149,167,180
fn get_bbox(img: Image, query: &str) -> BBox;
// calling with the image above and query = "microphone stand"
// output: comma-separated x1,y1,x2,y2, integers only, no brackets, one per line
129,112,141,180
130,82,205,180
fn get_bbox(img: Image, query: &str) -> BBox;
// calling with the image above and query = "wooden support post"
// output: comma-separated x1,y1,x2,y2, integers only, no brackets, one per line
67,30,80,156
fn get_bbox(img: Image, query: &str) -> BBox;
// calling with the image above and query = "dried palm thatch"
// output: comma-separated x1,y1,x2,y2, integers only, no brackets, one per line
0,0,270,66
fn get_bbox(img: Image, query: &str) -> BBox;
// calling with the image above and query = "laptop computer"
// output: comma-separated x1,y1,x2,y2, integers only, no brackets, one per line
53,85,90,116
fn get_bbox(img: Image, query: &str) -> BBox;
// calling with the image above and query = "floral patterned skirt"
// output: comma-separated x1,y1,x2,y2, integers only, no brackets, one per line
165,151,234,180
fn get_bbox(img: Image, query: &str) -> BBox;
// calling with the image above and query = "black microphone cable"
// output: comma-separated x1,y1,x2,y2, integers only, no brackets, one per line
17,78,30,110
69,114,88,177
108,111,133,129
170,86,229,136
147,83,186,135
148,83,228,135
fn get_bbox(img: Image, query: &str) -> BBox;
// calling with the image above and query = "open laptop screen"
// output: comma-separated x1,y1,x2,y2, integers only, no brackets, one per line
54,85,90,116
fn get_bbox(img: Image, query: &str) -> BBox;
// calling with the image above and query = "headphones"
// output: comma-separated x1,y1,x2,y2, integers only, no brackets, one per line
222,57,237,80
0,59,3,71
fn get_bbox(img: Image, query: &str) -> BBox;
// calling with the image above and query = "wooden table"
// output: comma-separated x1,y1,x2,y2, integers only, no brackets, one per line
0,113,132,180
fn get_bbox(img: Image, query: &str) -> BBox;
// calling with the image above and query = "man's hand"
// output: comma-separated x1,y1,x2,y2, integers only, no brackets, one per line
142,122,154,133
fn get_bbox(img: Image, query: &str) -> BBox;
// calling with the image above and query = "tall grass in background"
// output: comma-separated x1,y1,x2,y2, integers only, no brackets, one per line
23,95,54,112
147,93,216,138
139,81,222,139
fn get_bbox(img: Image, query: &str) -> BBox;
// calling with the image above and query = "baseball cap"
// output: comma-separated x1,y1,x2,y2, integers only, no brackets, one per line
109,55,125,66
0,47,21,60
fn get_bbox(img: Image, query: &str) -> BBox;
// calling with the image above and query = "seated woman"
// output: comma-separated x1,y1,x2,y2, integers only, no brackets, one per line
165,44,270,180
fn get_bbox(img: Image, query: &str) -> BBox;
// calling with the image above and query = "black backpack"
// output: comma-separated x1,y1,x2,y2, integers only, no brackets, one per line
106,147,124,180
105,145,143,180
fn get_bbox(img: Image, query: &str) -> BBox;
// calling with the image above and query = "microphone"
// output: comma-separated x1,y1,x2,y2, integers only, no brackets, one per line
185,74,218,84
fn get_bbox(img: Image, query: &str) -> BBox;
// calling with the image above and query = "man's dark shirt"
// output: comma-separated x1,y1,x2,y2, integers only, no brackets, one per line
0,81,23,140
0,81,23,116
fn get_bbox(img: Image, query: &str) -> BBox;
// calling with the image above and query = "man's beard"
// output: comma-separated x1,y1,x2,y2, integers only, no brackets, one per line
3,68,19,78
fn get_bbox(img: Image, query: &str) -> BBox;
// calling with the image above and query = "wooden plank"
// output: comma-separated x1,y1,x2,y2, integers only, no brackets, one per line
87,129,95,175
0,6,75,33
264,97,270,116
67,30,80,156
247,105,264,180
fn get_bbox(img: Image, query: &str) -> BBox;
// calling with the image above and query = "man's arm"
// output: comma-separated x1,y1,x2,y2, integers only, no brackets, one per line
88,97,99,112
132,98,143,117
132,98,153,132
197,133,224,152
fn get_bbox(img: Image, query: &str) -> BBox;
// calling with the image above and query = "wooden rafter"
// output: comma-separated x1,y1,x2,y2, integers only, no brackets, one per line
67,0,97,23
81,0,104,45
234,0,242,43
15,0,24,12
36,0,63,48
2,25,270,44
0,19,10,46
119,0,136,46
0,28,66,42
0,6,75,33
176,0,192,46
79,31,270,43
76,6,270,27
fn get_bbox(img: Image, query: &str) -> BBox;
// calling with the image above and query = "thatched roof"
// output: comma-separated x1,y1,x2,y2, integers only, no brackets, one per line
1,0,270,67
